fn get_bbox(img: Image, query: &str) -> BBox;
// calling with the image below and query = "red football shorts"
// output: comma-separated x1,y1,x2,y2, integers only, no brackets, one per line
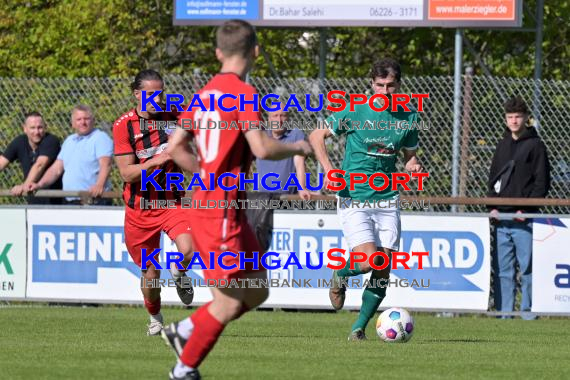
124,206,192,268
189,214,265,280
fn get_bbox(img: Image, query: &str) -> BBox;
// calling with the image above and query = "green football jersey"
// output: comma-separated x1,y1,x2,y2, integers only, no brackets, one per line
326,102,420,201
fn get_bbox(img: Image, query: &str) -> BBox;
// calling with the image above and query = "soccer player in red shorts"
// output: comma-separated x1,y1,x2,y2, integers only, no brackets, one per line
113,69,196,336
162,20,312,380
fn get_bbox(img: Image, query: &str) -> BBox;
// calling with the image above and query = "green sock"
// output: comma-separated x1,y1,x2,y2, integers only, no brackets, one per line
351,276,387,332
337,259,365,278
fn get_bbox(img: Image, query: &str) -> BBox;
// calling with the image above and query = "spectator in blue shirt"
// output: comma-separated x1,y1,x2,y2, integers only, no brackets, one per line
30,105,113,205
256,109,311,200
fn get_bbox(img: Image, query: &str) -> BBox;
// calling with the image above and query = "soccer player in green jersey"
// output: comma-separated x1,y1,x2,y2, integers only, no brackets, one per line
309,58,423,341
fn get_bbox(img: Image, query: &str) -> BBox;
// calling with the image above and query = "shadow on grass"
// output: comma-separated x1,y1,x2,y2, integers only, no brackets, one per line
223,334,317,339
419,338,501,343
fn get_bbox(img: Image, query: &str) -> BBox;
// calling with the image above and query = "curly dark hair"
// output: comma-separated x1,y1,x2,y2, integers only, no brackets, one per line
504,96,529,114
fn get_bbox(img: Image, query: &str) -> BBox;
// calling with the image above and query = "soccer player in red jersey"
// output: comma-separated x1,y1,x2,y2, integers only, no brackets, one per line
113,70,196,336
162,20,312,380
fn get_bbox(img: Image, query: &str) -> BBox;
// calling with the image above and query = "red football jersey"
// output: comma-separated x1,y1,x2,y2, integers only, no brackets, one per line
113,109,182,209
178,73,262,219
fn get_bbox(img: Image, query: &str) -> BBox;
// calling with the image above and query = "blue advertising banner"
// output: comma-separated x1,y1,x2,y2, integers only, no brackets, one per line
26,209,490,310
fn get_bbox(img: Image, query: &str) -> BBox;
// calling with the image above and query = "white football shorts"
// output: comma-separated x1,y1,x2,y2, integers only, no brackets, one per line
337,196,401,251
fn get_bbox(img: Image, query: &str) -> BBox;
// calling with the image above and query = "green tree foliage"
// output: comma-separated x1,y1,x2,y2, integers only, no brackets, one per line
0,1,568,79
0,0,216,77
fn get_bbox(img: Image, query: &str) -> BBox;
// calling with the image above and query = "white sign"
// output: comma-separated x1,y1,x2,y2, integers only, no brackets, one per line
26,209,213,304
265,213,491,310
0,209,27,299
24,208,491,311
173,0,522,27
263,0,423,21
532,218,570,313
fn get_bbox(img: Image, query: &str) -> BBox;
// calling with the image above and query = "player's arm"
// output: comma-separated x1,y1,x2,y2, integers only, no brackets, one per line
165,129,198,198
113,117,174,183
294,155,307,187
309,104,353,176
245,129,311,160
402,149,422,173
294,154,311,199
308,128,335,173
401,123,422,173
239,86,311,160
166,128,199,173
115,153,171,183
309,127,340,190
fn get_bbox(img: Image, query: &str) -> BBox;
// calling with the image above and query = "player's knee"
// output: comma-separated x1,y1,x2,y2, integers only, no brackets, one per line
180,242,194,258
175,235,194,259
246,287,268,309
142,267,161,280
358,261,373,273
371,253,390,274
220,298,244,321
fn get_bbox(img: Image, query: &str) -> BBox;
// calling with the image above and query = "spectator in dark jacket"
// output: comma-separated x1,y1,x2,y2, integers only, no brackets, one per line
0,112,62,204
488,96,550,320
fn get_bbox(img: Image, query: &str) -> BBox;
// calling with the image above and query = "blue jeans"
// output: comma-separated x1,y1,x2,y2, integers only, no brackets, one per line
492,220,534,318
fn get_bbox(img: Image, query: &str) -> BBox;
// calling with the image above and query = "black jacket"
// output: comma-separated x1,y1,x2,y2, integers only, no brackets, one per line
487,126,551,212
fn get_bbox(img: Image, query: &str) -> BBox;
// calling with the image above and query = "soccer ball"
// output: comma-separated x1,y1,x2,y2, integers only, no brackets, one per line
376,307,415,343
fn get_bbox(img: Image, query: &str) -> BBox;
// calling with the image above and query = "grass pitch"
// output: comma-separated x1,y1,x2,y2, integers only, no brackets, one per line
1,305,568,379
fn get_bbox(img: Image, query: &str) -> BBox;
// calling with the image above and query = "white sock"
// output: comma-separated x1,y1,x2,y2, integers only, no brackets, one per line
150,313,163,324
173,361,194,377
177,317,194,339
170,266,185,280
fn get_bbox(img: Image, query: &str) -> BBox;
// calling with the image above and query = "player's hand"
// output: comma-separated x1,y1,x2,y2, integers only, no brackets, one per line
154,152,171,166
298,189,311,200
489,209,500,224
295,140,313,157
10,184,24,196
89,183,105,198
323,169,340,190
405,160,423,173
514,210,526,222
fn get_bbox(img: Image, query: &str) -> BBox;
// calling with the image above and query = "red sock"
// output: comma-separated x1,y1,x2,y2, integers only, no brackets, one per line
144,297,161,315
180,304,225,368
